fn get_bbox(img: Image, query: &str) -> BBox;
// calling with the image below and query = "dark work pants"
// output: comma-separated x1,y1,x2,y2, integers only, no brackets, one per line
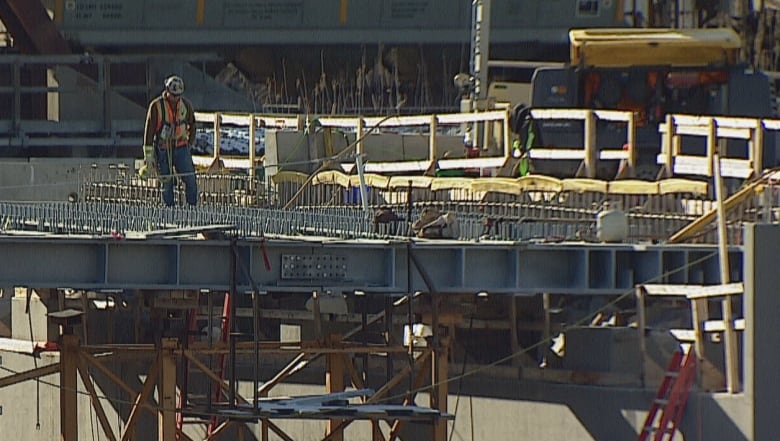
157,145,198,206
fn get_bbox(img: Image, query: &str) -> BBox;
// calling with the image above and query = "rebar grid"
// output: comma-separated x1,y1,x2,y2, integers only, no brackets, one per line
28,168,775,243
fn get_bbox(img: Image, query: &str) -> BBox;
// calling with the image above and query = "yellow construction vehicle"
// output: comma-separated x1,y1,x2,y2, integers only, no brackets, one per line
510,28,775,179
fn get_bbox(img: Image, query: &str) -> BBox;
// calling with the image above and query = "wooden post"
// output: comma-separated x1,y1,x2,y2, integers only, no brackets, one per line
356,117,365,158
664,114,674,177
706,118,716,177
636,286,647,387
81,292,89,343
60,334,79,441
325,346,345,441
431,338,449,441
259,383,270,441
541,293,551,365
249,114,256,182
213,113,221,161
509,296,520,367
429,115,437,169
713,150,740,393
583,110,597,178
753,120,764,175
502,109,511,160
158,338,178,441
312,291,322,341
690,296,707,367
372,420,384,441
626,111,637,173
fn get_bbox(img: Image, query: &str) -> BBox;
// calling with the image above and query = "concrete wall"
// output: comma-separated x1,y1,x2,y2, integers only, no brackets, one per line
0,158,133,202
744,223,780,441
0,346,756,441
0,288,10,337
264,129,469,178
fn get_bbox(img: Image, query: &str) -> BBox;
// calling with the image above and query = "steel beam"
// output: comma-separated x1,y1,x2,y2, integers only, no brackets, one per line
0,236,740,295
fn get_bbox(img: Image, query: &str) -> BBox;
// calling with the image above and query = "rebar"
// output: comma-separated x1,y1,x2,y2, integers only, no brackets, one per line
3,167,763,244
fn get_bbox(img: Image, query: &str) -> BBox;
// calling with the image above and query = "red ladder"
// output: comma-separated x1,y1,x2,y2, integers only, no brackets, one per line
637,348,697,441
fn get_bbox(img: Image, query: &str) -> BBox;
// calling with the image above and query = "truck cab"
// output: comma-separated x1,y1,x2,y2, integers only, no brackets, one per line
527,28,773,179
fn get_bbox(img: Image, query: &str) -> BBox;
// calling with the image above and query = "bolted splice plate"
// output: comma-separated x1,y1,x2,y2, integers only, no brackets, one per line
281,254,347,280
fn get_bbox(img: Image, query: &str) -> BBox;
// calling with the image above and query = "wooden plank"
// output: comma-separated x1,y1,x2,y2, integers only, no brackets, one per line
0,362,59,388
142,224,235,239
77,358,117,441
341,353,367,392
437,156,507,170
192,156,252,169
670,124,752,139
364,114,432,127
204,421,232,441
655,155,753,178
599,150,629,160
641,283,743,298
593,109,632,122
321,350,434,441
318,116,364,128
529,149,586,160
182,351,248,405
531,108,589,120
670,174,766,243
353,161,430,174
266,420,295,441
257,353,309,396
388,354,432,441
670,329,696,341
120,360,159,441
703,318,745,332
436,110,508,124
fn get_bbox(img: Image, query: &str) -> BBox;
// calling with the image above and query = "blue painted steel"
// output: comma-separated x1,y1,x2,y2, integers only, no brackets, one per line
0,236,740,295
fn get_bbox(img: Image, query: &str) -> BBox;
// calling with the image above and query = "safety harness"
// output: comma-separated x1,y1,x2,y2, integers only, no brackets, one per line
154,96,191,183
154,97,190,149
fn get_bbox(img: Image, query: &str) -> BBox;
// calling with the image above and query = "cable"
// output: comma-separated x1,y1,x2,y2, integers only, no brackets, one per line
448,294,477,441
371,249,721,406
25,291,41,430
282,114,398,209
0,249,723,429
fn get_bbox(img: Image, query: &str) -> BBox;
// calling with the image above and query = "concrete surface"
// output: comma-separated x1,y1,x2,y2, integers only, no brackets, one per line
0,158,134,202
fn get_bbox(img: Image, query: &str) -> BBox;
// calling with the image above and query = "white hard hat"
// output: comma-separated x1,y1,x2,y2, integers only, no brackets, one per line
164,75,184,96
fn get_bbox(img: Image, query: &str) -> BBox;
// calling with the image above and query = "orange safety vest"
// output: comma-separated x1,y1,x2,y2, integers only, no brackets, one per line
154,97,190,149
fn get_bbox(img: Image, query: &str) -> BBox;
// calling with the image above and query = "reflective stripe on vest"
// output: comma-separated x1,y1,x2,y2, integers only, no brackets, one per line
155,98,190,148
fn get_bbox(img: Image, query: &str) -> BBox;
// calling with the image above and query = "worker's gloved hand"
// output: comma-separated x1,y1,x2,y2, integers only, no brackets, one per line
512,139,522,158
139,145,156,179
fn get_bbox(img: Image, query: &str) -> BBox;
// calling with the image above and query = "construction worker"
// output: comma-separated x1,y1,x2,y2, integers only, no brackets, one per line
142,75,198,206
